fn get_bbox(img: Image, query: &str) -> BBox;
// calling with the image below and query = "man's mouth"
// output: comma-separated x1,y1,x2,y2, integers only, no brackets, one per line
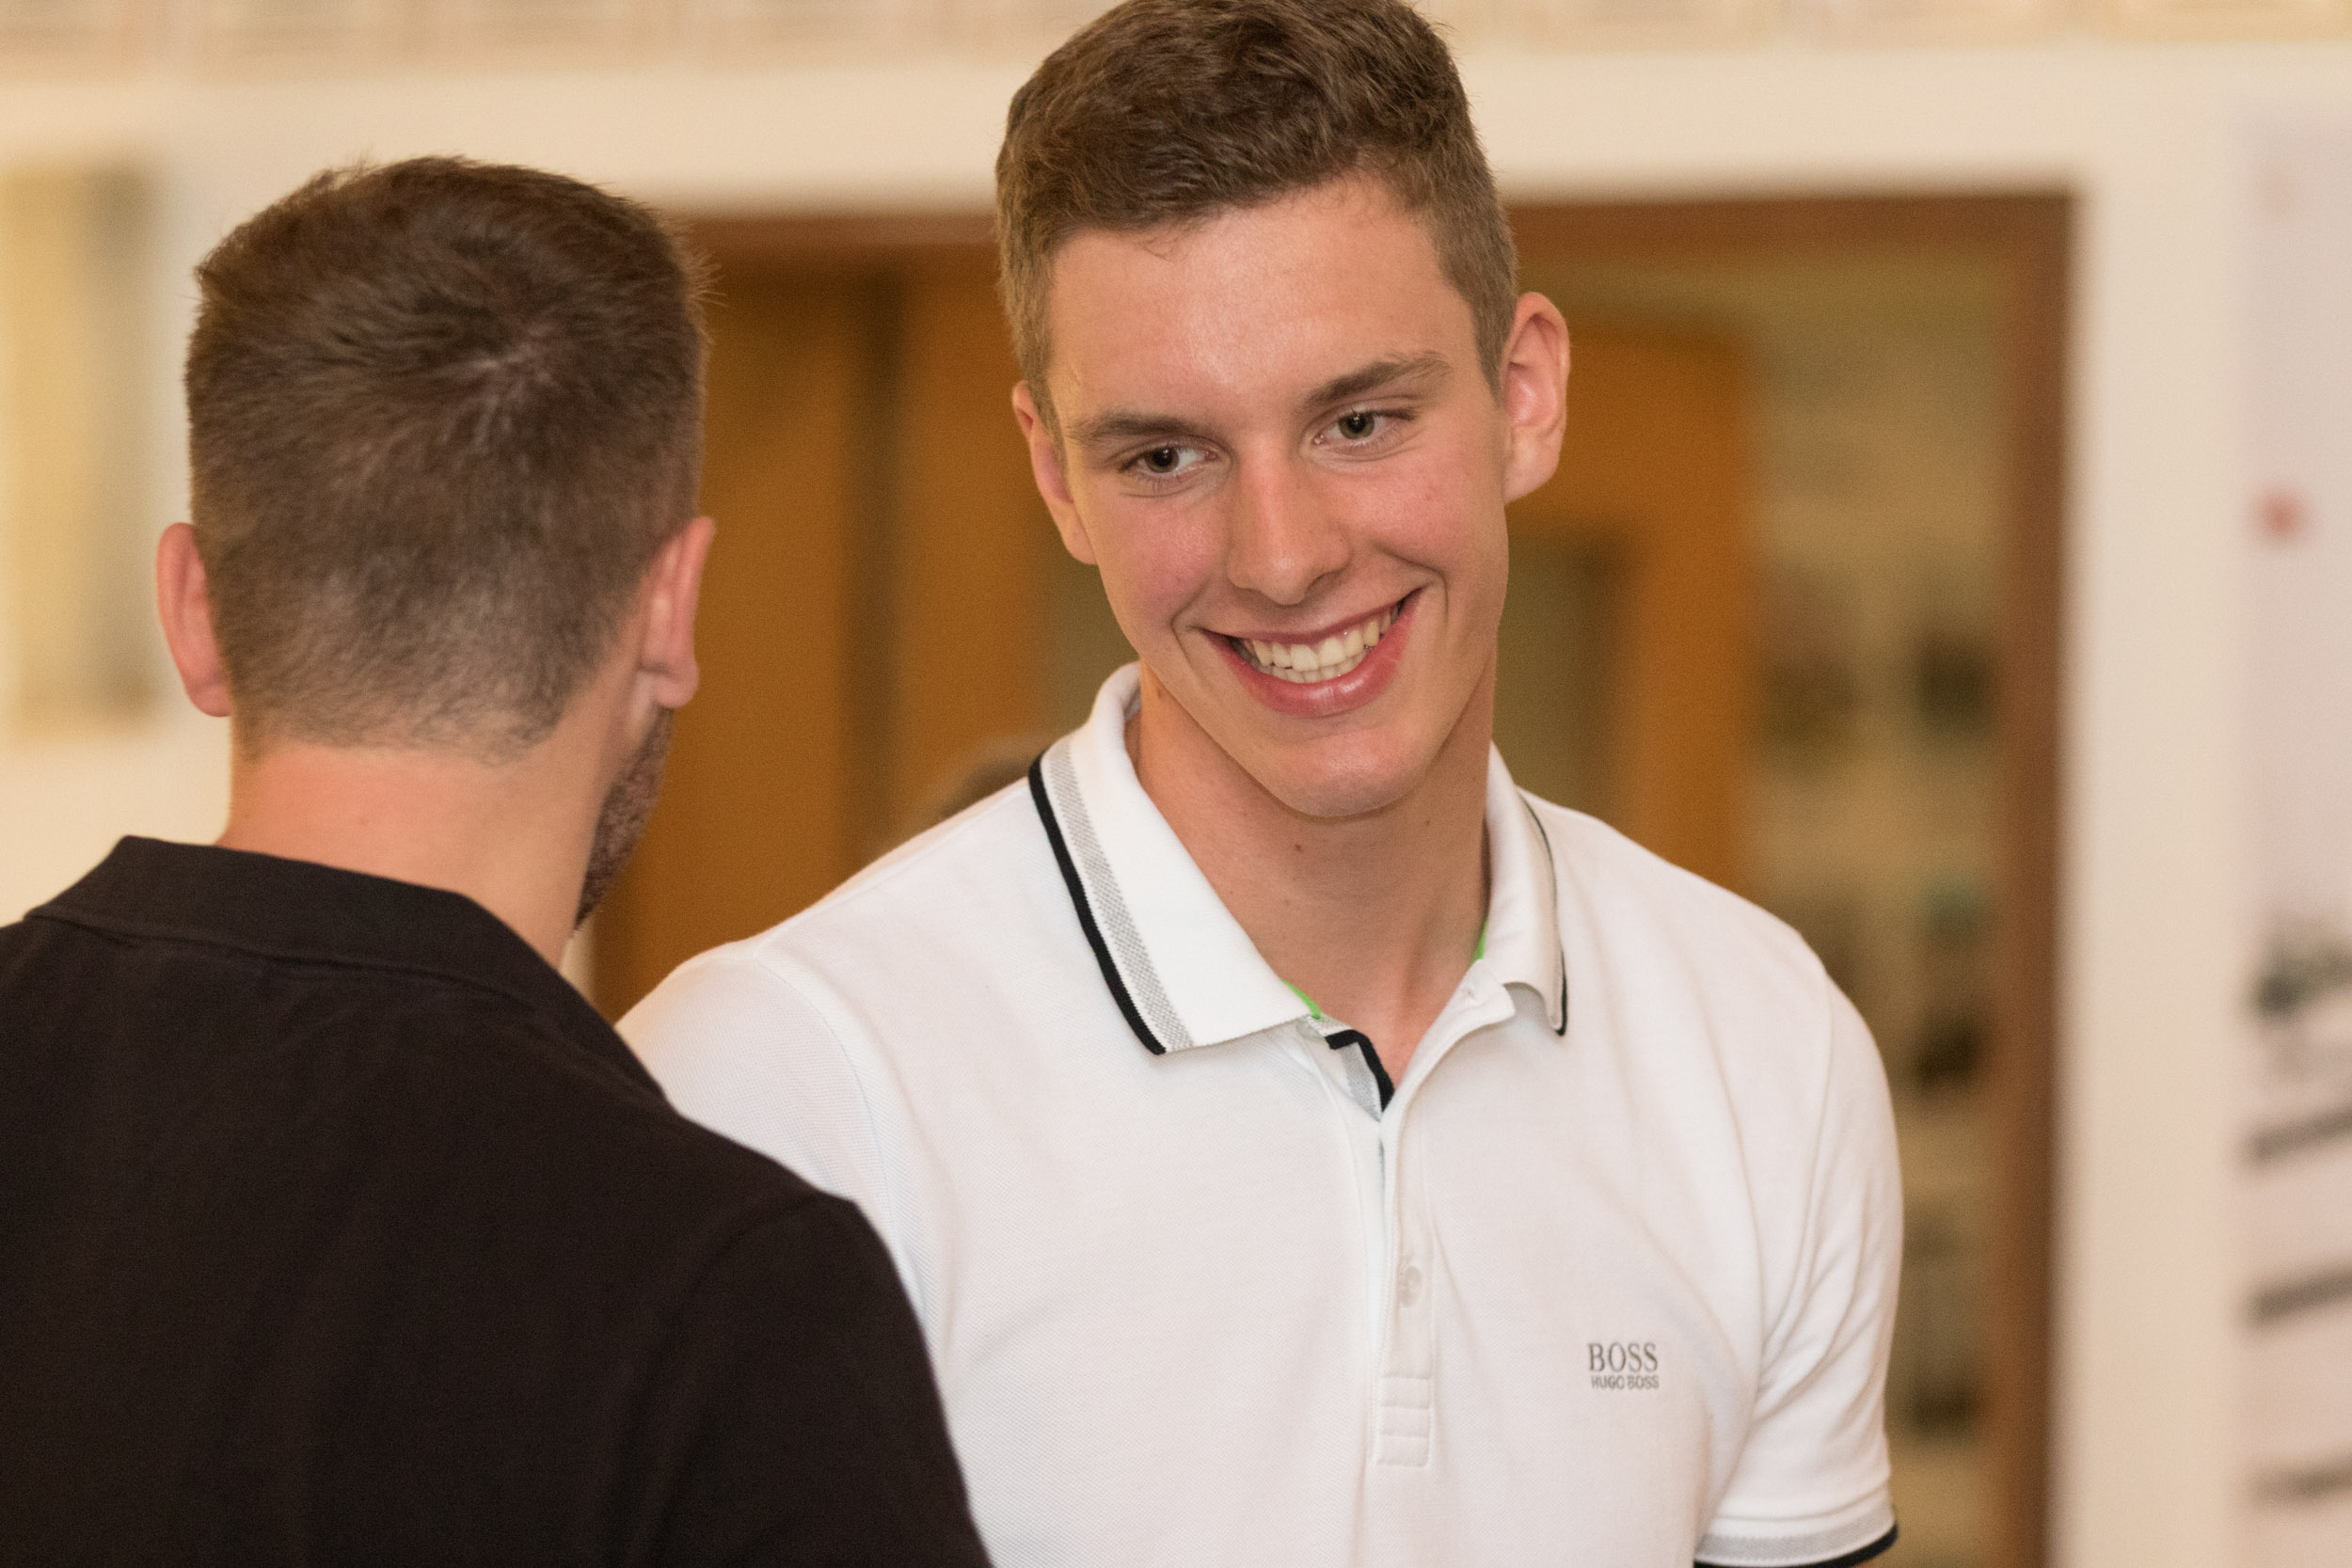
1229,602,1403,685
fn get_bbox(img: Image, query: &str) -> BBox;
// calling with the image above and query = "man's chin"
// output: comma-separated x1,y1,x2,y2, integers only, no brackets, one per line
1237,733,1438,824
1145,662,1465,822
1212,673,1499,826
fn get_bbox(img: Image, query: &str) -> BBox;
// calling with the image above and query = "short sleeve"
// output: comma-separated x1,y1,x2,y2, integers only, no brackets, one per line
627,1196,993,1568
1699,986,1903,1568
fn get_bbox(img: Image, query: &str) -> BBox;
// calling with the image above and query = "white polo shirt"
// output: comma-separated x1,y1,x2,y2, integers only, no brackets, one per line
625,665,1901,1568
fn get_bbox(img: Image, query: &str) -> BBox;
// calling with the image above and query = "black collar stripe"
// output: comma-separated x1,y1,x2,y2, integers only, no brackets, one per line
1518,797,1572,1037
1034,743,1193,1051
1028,752,1172,1056
1030,742,1574,1058
1323,1027,1394,1113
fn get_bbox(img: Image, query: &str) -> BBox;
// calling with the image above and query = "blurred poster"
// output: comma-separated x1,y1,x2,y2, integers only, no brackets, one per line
2245,117,2352,1565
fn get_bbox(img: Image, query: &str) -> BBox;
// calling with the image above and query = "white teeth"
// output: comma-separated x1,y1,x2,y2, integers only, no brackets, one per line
1236,603,1401,685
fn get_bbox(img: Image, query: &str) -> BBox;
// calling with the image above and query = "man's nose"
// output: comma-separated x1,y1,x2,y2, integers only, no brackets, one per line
1223,456,1348,607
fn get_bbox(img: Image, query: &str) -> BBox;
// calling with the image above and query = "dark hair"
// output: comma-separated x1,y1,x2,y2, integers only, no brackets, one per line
994,0,1516,427
185,156,707,757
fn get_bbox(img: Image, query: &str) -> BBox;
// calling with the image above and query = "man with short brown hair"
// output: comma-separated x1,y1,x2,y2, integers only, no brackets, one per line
631,4,1902,1564
0,158,990,1568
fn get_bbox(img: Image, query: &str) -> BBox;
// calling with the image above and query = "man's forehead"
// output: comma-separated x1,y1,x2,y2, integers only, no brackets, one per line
1040,179,1470,420
1048,173,1431,290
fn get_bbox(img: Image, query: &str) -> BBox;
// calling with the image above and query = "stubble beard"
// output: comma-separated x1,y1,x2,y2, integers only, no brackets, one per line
575,706,674,929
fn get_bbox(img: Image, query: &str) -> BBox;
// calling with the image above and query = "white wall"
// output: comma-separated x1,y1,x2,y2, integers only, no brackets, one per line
7,36,2350,1566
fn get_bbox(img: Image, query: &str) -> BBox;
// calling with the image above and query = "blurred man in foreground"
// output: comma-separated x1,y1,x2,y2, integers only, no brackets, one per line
0,158,990,1568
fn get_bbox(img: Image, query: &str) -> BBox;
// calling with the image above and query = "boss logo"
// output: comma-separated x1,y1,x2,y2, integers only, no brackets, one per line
1587,1340,1660,1390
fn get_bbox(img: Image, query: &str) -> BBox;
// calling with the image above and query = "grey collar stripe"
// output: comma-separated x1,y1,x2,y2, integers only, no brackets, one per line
1030,741,1195,1056
1695,1509,1898,1568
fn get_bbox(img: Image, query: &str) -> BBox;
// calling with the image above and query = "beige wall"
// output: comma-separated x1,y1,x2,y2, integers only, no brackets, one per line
6,37,2350,1565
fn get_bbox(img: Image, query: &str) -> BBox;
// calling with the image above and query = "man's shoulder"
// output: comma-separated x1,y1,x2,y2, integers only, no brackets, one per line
1521,795,1840,1031
657,779,1065,1007
353,975,837,1227
0,907,46,972
1527,797,1814,950
818,775,1057,933
3,885,827,1238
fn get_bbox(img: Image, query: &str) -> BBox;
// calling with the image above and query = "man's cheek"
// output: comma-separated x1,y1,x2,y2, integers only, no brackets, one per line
1102,549,1216,633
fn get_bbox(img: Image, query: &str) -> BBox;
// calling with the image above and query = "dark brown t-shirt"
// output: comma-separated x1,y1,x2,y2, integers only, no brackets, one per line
0,837,992,1568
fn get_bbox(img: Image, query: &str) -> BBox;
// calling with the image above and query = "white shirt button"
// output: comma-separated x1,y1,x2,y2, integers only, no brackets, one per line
1398,1263,1424,1306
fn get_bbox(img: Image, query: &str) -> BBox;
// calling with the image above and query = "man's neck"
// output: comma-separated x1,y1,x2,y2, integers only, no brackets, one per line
217,732,604,970
1131,672,1493,1082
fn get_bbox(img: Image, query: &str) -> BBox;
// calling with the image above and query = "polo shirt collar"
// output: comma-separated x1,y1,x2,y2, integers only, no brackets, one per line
1478,749,1572,1037
1028,665,1568,1056
32,835,650,1090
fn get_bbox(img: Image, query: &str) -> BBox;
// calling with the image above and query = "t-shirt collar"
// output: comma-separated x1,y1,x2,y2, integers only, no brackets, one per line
1028,664,1568,1056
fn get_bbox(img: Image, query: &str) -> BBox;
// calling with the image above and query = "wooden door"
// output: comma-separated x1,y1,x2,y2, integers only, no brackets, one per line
594,246,1048,1017
887,260,1057,829
1503,325,1752,892
592,271,885,1016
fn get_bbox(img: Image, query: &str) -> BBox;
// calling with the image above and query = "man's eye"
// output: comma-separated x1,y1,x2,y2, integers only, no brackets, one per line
1327,409,1402,446
1127,444,1202,481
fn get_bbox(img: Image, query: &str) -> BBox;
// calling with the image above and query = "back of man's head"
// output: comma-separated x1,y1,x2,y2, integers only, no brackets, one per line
185,157,706,760
994,0,1516,424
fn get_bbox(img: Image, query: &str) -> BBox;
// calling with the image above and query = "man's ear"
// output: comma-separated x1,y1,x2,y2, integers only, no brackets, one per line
155,524,231,719
636,515,716,710
1012,382,1098,566
1498,293,1571,505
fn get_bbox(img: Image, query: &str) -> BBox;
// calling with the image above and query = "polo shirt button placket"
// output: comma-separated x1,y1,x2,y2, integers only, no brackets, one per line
1373,1122,1436,1470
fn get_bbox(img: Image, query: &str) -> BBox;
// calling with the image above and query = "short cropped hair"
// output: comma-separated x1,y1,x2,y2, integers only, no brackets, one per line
994,0,1517,426
185,157,707,757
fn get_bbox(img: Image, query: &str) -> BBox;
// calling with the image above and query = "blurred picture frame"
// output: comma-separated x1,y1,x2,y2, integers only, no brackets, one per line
0,165,157,731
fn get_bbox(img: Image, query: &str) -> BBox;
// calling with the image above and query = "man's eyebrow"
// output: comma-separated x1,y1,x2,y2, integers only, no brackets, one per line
1301,353,1452,411
1063,354,1453,451
1067,410,1211,450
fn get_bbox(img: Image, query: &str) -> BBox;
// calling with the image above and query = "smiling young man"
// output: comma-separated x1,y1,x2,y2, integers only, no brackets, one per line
626,2,1902,1563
